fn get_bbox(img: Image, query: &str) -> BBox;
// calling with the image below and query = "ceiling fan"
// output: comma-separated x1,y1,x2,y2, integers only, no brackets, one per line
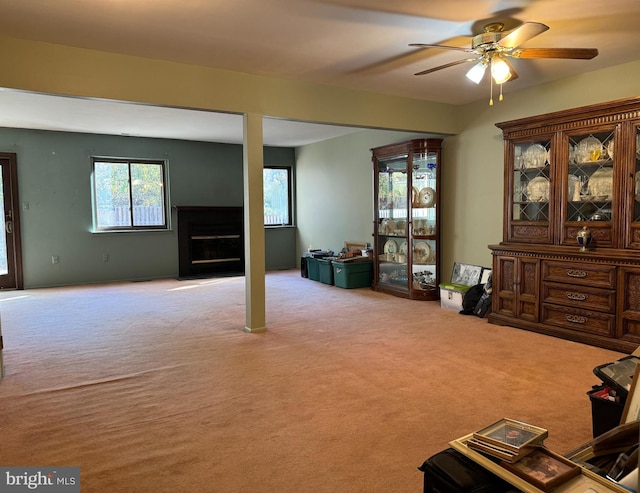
409,22,598,104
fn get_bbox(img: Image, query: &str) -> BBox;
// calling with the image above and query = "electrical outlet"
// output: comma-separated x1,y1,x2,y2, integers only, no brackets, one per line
52,255,59,264
103,253,109,262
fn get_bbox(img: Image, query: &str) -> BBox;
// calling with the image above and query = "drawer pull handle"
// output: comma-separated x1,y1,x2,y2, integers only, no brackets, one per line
566,269,587,278
566,314,587,324
566,292,588,301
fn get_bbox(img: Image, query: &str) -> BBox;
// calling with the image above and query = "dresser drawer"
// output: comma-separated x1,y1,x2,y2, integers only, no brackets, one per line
542,282,615,313
542,261,616,288
542,304,614,337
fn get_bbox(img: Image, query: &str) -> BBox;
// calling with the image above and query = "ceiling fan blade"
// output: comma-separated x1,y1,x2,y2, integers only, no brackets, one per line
409,43,476,54
512,47,598,59
498,21,549,48
414,58,477,76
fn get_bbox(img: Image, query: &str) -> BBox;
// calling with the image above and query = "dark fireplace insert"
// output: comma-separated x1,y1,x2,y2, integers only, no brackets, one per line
175,206,244,278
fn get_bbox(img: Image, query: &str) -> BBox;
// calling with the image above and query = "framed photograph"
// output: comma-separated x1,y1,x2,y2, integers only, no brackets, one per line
450,262,483,286
472,418,548,452
466,437,518,462
501,447,581,492
621,362,640,423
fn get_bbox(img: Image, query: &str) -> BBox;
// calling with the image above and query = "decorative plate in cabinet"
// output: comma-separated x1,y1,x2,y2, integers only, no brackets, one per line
526,177,550,202
576,135,604,163
588,168,613,199
523,144,547,168
413,242,431,264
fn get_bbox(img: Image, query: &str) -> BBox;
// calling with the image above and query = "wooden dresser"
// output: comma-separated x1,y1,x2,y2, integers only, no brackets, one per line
489,97,640,353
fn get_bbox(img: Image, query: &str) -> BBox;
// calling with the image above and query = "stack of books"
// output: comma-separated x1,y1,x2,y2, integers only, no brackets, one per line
467,418,548,463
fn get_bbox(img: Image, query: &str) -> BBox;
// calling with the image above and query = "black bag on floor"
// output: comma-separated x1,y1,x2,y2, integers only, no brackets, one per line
459,284,484,315
418,448,513,493
473,291,492,318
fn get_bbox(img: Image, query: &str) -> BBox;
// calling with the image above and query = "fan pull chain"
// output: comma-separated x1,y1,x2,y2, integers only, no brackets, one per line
488,82,505,106
489,78,494,106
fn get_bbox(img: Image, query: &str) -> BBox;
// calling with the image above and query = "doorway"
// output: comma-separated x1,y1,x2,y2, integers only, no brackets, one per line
0,153,22,289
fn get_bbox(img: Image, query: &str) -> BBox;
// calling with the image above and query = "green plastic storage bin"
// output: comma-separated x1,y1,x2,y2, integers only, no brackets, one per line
332,260,373,289
317,258,335,285
307,257,320,281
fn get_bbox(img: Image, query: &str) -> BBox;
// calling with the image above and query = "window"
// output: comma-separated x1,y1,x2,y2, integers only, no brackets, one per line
263,166,292,226
92,158,168,231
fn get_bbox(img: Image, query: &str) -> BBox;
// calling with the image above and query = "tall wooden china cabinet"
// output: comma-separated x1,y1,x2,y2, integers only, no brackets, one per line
489,97,640,352
371,139,443,300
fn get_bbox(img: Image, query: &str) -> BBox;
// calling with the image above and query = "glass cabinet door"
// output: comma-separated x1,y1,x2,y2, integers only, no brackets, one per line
372,138,442,301
510,137,553,243
410,150,437,292
377,156,409,291
564,129,615,247
628,125,640,248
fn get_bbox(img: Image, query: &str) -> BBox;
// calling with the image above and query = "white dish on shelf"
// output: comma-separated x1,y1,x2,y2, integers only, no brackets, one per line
413,241,431,264
523,144,547,168
526,176,550,202
383,239,398,254
399,241,407,255
576,135,604,163
587,168,613,199
418,187,436,208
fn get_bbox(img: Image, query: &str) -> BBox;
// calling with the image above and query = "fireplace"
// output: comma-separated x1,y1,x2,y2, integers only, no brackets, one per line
175,206,244,278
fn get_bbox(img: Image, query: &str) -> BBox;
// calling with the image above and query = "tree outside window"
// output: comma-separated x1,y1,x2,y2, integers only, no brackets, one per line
264,166,292,226
93,158,168,230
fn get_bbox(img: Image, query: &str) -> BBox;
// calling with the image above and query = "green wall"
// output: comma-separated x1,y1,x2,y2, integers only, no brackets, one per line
0,128,295,287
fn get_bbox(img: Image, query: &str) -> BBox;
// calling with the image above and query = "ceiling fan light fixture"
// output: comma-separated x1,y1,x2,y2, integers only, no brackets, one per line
465,61,487,84
410,21,598,106
490,56,512,84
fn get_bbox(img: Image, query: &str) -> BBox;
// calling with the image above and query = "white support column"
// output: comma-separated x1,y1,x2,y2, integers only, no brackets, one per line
243,113,266,333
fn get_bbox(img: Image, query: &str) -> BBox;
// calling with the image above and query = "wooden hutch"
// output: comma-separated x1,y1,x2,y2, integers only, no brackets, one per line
489,97,640,353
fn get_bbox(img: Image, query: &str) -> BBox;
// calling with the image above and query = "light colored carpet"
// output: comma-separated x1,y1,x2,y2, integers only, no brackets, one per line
0,271,626,492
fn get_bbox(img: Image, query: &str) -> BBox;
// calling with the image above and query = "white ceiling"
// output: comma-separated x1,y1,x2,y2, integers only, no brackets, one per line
0,90,364,147
0,0,639,145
